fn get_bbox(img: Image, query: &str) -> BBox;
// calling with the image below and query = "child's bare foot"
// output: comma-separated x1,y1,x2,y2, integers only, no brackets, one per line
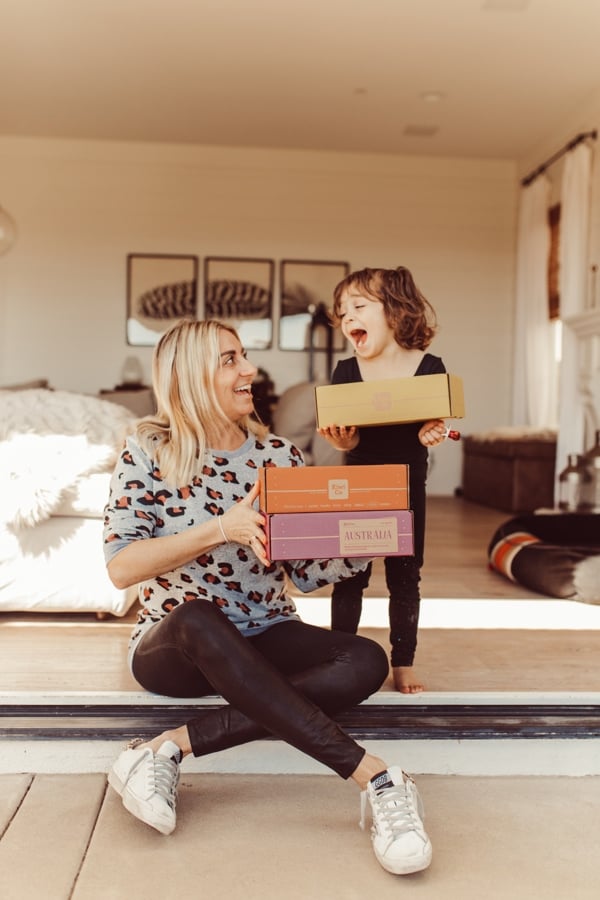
393,666,425,693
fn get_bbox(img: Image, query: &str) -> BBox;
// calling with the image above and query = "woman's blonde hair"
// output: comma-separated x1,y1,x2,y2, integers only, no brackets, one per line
136,319,267,486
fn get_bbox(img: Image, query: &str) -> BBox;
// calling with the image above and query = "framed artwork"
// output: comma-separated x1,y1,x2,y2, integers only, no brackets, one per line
204,256,274,350
127,253,198,346
279,259,349,351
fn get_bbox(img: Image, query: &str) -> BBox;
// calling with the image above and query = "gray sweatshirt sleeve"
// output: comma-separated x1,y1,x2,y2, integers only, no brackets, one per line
284,556,372,593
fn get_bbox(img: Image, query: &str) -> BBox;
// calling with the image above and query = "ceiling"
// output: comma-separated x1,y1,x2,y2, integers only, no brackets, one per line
1,0,599,161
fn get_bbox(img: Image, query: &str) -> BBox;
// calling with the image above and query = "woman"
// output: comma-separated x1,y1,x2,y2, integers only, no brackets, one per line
103,318,432,876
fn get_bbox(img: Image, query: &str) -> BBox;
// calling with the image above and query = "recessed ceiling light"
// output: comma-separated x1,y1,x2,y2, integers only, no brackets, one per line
420,91,446,103
482,0,530,10
403,125,439,138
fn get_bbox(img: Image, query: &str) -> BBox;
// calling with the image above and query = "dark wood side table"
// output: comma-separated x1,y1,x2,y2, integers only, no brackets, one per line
99,385,156,417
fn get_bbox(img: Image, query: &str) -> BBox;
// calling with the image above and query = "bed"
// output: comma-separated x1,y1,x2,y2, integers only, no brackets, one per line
0,384,139,616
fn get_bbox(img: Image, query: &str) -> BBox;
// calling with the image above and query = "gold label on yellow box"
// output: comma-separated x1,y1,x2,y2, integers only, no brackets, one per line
372,391,392,411
327,478,349,500
339,517,399,555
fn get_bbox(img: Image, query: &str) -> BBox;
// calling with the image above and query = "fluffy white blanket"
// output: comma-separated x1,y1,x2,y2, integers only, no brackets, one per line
0,389,136,529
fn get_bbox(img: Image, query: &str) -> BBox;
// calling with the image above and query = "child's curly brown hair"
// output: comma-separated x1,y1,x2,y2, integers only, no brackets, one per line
331,266,438,350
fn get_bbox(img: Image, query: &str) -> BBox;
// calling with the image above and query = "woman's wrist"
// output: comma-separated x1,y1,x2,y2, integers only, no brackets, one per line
217,515,230,543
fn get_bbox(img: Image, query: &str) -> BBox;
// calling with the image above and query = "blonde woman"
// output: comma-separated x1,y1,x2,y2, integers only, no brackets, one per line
103,319,432,876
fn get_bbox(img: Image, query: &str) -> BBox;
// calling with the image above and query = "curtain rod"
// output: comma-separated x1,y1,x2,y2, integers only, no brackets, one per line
521,129,598,187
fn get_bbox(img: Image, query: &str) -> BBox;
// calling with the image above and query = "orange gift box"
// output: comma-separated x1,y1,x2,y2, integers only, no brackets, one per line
258,464,409,513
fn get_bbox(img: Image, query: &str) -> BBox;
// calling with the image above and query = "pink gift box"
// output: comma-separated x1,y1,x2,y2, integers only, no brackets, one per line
267,509,414,560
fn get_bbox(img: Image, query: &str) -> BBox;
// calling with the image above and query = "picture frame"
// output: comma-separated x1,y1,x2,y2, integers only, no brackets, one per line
204,256,274,350
126,253,198,346
279,259,349,352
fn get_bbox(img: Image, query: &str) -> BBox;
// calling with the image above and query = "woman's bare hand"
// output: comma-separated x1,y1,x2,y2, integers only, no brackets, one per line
220,481,269,562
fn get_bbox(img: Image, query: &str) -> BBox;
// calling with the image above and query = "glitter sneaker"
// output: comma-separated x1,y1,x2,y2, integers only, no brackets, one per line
360,766,432,875
108,738,181,835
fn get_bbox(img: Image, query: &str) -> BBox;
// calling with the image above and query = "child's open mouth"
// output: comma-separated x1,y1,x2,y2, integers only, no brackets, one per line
350,328,367,348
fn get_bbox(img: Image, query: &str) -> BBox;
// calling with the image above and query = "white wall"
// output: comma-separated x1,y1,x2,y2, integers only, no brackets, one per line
0,137,518,494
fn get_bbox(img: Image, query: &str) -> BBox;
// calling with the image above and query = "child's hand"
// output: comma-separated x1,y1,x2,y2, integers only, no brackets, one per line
418,419,447,446
317,424,359,451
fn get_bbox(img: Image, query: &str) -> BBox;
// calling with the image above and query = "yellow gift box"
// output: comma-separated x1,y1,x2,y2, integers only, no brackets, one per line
315,373,465,428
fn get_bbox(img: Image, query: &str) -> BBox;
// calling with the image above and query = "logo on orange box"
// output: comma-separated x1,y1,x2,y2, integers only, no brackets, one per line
327,479,349,500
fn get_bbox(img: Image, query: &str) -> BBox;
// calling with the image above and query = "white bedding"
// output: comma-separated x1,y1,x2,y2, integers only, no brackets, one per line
0,388,137,615
0,516,135,615
1,389,134,528
52,472,112,519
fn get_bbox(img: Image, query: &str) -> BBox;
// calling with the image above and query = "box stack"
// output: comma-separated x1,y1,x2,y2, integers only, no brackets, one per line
261,372,465,563
259,464,413,561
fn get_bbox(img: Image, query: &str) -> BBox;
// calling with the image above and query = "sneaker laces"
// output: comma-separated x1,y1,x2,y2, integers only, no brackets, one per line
360,773,422,838
149,753,180,811
126,737,180,810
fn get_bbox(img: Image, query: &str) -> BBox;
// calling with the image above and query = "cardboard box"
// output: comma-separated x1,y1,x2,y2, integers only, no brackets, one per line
315,373,465,428
258,464,409,513
267,509,414,560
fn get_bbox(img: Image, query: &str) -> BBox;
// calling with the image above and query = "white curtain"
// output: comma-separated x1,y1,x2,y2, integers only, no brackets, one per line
512,174,555,427
558,141,592,318
555,140,593,485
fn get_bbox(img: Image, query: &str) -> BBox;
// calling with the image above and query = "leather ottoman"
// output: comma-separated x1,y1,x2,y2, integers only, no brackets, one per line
461,430,557,512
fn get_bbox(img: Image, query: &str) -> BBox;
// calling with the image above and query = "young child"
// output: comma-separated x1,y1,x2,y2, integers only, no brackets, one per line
318,265,448,693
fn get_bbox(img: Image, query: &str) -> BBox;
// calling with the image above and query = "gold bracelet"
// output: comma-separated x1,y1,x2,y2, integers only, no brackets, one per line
217,515,230,543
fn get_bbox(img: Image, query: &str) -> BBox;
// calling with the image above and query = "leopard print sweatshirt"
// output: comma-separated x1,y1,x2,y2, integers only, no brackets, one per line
103,432,368,668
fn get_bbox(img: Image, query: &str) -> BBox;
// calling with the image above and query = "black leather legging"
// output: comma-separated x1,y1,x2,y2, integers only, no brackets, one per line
131,602,389,779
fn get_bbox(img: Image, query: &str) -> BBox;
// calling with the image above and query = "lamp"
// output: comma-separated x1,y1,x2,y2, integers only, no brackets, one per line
0,205,16,256
121,355,144,387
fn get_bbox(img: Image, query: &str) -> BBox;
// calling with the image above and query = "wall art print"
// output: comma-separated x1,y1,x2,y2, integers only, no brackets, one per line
204,256,274,350
127,253,198,346
279,259,349,352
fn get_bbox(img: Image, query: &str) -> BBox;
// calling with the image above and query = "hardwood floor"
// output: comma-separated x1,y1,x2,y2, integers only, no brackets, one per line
1,497,599,694
421,497,540,599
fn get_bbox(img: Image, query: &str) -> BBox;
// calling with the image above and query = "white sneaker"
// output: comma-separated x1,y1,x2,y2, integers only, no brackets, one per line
108,738,181,835
360,766,432,875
